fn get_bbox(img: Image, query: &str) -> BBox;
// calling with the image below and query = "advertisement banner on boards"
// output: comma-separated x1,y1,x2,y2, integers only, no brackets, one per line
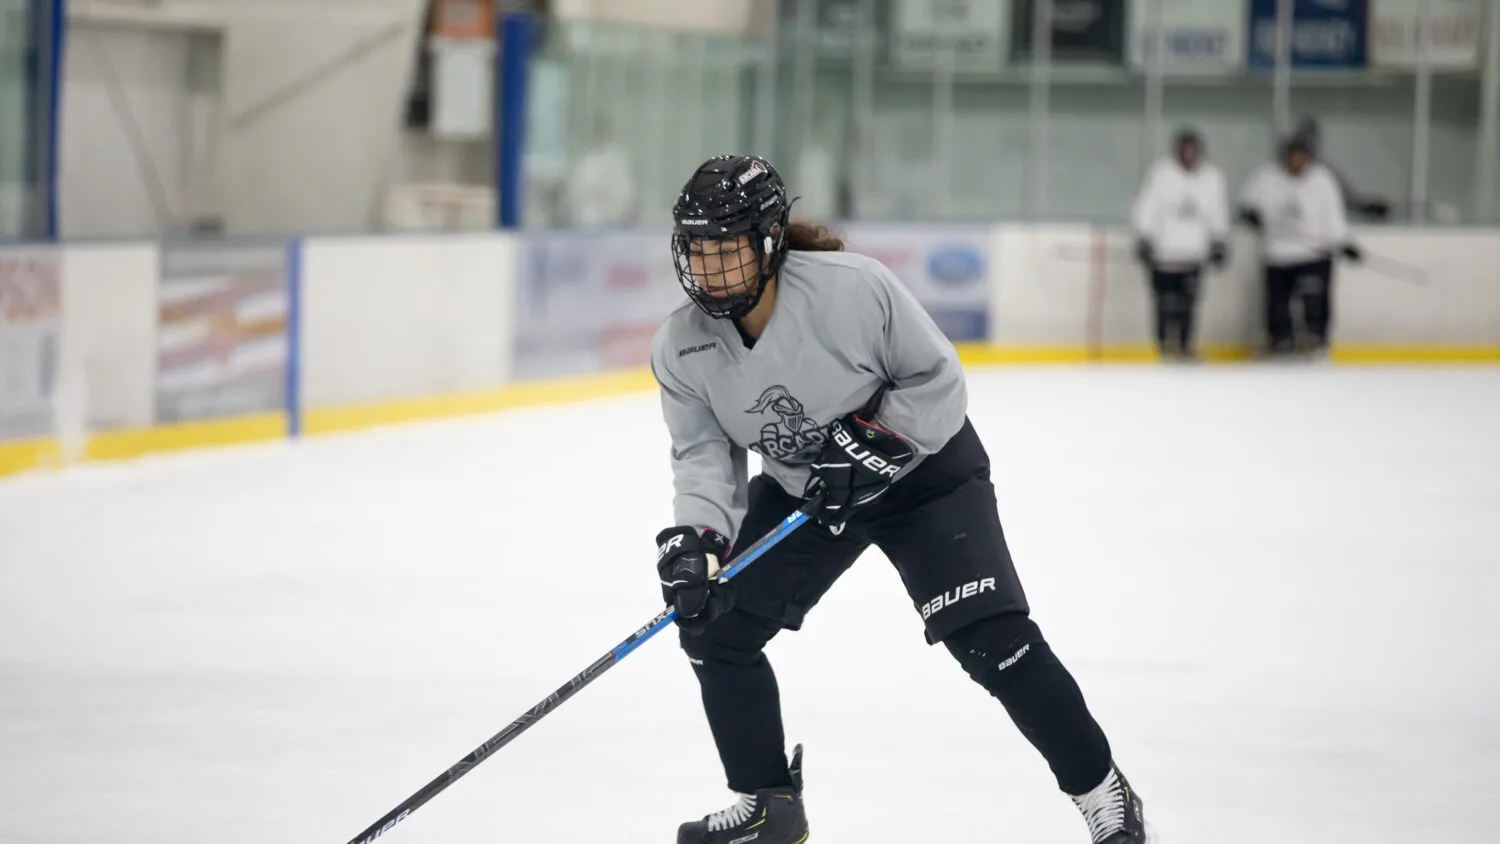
889,0,1010,73
839,223,992,342
1369,0,1485,71
0,249,61,441
515,230,686,379
515,224,994,380
1011,0,1128,65
1127,0,1246,75
155,243,289,423
1247,0,1369,70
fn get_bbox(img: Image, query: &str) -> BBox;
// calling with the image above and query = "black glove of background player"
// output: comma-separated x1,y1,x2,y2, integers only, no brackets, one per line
805,412,914,532
1359,199,1390,221
1209,240,1228,269
1133,238,1154,270
657,526,733,634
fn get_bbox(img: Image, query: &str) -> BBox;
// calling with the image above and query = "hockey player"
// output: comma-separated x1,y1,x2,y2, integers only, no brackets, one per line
1292,117,1391,221
1130,127,1229,361
1238,135,1362,357
649,154,1154,844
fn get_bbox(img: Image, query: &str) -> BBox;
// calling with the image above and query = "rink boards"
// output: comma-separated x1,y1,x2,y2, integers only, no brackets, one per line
1,223,1497,477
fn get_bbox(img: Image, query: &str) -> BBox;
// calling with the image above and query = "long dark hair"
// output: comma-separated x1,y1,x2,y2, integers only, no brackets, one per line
784,220,844,252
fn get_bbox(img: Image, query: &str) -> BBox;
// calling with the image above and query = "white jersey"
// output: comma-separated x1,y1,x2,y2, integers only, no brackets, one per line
1239,162,1349,265
1130,157,1229,268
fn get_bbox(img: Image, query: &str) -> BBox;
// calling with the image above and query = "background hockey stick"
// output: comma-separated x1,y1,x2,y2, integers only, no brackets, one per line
346,497,823,844
1268,231,1433,287
1355,250,1429,287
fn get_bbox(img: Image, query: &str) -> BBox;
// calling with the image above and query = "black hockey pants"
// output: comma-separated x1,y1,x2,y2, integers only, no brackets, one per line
676,419,1114,799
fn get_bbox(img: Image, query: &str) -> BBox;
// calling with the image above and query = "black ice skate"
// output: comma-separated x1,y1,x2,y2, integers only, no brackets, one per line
1070,763,1154,843
677,745,808,844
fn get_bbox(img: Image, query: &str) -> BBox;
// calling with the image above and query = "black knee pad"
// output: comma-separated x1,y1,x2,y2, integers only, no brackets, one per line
943,612,1055,693
680,610,781,669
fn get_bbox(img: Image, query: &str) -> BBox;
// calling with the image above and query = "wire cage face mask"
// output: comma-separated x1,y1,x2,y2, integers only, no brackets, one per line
671,230,778,321
669,154,791,321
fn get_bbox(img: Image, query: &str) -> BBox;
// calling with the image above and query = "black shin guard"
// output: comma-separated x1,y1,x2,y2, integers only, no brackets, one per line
681,615,794,794
944,613,1112,796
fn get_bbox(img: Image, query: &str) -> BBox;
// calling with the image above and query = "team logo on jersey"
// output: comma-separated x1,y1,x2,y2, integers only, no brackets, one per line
1268,198,1304,237
746,385,826,461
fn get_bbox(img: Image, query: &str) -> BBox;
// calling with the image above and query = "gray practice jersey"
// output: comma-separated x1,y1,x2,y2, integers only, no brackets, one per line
649,250,969,543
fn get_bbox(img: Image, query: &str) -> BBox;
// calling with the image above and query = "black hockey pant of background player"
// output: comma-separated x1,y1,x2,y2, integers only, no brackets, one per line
1150,266,1202,354
1265,258,1335,351
680,418,1114,798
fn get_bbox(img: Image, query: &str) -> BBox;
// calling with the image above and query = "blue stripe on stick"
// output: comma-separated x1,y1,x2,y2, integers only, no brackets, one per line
609,511,811,663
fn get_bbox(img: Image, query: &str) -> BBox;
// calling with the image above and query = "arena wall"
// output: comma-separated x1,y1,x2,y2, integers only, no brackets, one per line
1,224,1496,477
986,224,1500,360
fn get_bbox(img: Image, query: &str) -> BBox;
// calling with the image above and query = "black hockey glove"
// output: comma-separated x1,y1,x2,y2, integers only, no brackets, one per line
1340,243,1363,262
1209,240,1228,269
657,526,733,634
1359,199,1390,221
804,412,914,532
1133,238,1153,269
1237,207,1263,230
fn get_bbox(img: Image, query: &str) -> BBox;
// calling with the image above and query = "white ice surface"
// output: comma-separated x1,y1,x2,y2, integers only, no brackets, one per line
2,366,1498,844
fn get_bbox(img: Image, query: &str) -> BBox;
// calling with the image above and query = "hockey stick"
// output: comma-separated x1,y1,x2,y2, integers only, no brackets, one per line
346,498,823,844
1356,251,1429,287
1051,244,1231,274
1275,232,1432,287
1052,244,1137,266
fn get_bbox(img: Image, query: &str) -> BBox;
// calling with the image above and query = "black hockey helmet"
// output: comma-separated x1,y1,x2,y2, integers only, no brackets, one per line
1173,126,1203,167
670,154,791,320
1279,132,1313,164
1173,126,1203,151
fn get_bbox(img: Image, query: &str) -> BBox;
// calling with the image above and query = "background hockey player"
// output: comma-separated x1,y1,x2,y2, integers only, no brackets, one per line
1292,116,1392,222
1238,135,1362,358
1130,127,1229,361
650,154,1155,844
